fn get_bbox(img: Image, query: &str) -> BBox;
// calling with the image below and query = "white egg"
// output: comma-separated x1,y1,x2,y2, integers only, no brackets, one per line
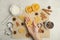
10,4,22,16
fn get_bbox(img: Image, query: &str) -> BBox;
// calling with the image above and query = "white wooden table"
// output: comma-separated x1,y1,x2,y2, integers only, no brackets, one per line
0,0,60,40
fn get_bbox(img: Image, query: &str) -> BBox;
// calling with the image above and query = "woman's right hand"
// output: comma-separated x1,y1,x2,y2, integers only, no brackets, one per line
25,17,42,40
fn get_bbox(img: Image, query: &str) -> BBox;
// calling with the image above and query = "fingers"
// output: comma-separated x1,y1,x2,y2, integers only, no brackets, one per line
25,17,30,29
25,17,30,23
25,17,30,27
25,17,33,34
32,21,39,33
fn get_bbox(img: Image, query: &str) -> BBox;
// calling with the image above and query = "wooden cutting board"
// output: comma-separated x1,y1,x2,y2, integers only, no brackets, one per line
11,16,50,39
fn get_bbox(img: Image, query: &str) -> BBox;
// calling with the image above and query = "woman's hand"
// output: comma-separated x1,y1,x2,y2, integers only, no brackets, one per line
25,17,42,40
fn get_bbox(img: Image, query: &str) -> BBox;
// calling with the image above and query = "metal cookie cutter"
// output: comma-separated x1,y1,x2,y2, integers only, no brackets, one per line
5,22,13,36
